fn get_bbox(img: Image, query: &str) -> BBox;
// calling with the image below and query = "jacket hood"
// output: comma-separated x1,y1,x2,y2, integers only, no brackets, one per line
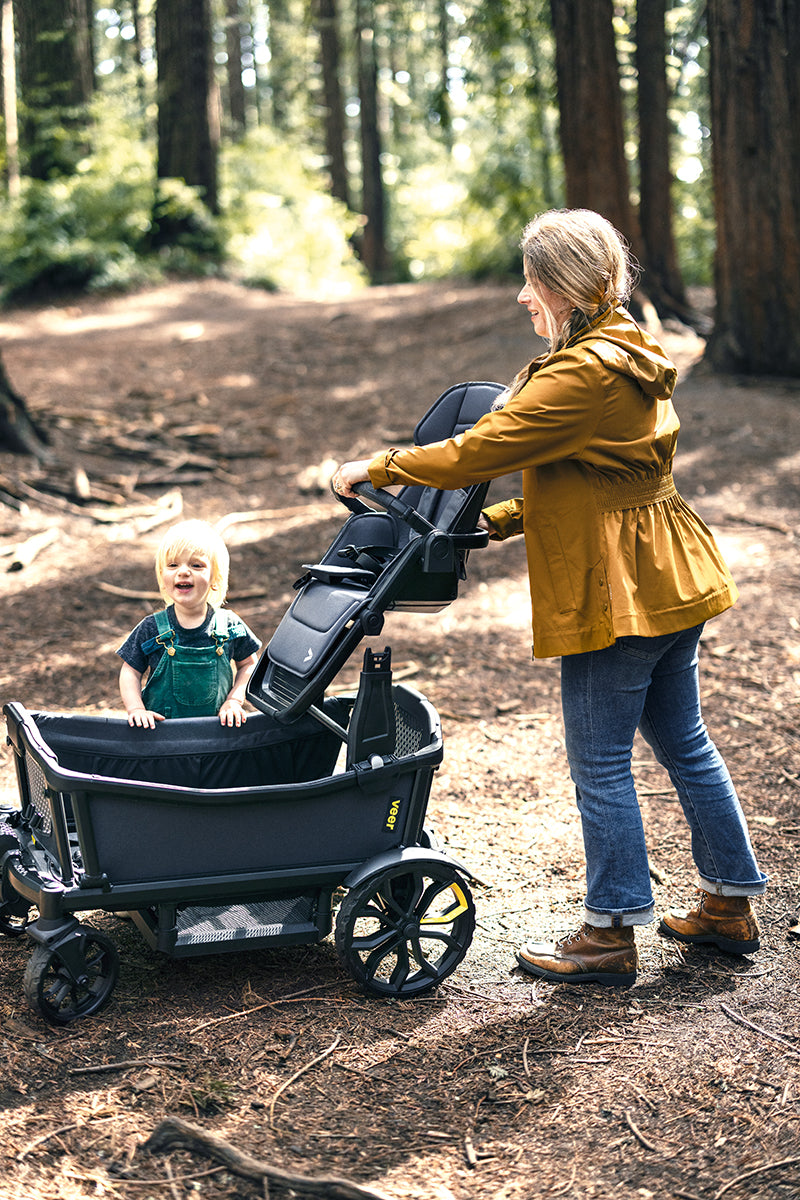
570,308,677,400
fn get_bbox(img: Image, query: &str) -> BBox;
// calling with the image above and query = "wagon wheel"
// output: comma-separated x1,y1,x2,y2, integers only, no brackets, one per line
335,861,475,998
24,928,119,1026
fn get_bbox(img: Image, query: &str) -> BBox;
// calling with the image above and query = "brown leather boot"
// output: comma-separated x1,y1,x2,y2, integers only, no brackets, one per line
659,890,760,954
516,923,638,986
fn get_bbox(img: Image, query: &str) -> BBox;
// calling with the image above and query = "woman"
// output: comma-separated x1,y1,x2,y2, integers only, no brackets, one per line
333,209,766,987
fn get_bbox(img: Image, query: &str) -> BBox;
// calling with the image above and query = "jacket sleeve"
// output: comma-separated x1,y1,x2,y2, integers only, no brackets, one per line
367,351,605,491
481,498,525,540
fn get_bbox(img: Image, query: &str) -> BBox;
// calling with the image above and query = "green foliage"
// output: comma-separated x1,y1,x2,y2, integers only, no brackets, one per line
219,131,367,296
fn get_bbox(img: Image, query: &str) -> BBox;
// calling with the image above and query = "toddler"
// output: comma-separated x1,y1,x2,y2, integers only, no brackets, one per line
117,519,261,728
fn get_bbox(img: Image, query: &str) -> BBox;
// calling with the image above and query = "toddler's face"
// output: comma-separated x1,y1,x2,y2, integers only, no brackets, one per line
160,551,213,610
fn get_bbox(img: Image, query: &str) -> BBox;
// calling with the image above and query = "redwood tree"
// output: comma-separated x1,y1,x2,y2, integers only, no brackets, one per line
635,0,686,314
705,0,800,375
14,0,94,179
549,0,639,254
155,0,218,216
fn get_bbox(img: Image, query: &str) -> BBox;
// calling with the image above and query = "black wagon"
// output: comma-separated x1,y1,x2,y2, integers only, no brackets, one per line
0,380,504,1025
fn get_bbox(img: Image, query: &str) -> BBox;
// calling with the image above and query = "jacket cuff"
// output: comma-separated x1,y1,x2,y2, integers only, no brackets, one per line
368,449,399,488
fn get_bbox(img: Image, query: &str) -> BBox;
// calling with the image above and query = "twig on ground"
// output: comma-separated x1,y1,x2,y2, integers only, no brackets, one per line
720,1003,800,1058
142,1115,392,1200
188,983,344,1033
624,1109,659,1152
68,1057,185,1075
463,1135,478,1167
522,1035,531,1078
268,1033,342,1127
714,1157,800,1199
17,1116,117,1161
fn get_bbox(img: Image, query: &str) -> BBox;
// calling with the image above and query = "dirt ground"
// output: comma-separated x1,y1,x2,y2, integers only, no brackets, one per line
0,279,799,1200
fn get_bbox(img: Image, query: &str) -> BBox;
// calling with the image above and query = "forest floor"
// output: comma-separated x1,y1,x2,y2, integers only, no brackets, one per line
0,278,799,1200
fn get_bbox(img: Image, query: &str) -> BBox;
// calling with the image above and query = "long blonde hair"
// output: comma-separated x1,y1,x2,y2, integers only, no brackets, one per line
520,208,637,352
154,519,230,608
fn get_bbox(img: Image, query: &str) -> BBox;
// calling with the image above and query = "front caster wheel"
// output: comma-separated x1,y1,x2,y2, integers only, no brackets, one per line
335,861,475,998
24,928,120,1025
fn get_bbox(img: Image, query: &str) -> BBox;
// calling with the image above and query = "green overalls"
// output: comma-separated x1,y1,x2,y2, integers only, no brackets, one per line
141,608,235,719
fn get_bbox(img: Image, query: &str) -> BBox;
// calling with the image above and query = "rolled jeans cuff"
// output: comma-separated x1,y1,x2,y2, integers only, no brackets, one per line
584,905,654,929
698,875,768,898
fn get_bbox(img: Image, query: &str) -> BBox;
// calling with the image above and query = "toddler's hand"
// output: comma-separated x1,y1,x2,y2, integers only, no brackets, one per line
219,698,247,727
127,708,165,729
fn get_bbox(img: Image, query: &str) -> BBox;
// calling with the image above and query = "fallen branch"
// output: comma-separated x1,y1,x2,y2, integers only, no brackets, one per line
214,503,333,536
624,1109,658,1152
68,1057,184,1076
713,1156,800,1199
720,1003,800,1058
6,527,59,572
268,1033,342,1126
142,1116,392,1200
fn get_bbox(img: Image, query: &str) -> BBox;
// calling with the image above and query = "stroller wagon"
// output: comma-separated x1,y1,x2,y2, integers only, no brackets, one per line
1,380,504,1025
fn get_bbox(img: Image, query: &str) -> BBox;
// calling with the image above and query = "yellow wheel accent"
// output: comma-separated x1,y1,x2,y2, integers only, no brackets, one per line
420,882,469,924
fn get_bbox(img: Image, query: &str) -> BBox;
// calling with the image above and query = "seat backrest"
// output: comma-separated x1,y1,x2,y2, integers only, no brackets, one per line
247,380,504,721
385,379,505,540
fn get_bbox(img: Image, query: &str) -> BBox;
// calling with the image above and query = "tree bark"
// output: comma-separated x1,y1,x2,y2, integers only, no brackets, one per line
14,0,94,179
224,0,247,139
549,0,639,255
705,0,800,375
1,0,20,196
0,354,49,457
355,0,391,281
155,0,218,214
315,0,351,208
635,0,687,314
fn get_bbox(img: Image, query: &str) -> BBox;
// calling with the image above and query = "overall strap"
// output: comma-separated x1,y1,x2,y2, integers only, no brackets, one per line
153,608,176,656
210,608,231,656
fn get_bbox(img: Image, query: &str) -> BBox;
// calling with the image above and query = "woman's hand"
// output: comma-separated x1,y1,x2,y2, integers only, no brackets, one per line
331,460,372,499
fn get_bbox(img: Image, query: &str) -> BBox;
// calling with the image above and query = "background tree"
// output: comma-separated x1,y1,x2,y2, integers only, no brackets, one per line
635,0,687,315
154,0,219,232
224,0,248,139
315,0,351,209
14,0,94,179
1,0,20,196
549,0,639,256
0,352,48,456
705,0,800,375
354,0,390,281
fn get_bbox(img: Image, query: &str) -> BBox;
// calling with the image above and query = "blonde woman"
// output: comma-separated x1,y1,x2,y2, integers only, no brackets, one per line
118,519,260,728
333,209,766,986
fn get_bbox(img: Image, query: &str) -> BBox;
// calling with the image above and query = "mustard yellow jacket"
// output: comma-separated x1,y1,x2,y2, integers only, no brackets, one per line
368,307,737,658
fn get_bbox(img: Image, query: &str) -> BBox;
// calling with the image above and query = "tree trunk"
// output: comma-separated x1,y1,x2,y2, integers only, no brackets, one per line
224,0,247,139
1,0,20,197
265,0,294,132
315,0,351,208
549,0,639,255
14,0,94,179
355,0,391,282
705,0,800,375
635,0,687,314
155,0,218,215
0,354,49,457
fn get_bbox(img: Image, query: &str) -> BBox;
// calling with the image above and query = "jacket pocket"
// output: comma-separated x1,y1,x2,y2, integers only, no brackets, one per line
538,519,577,614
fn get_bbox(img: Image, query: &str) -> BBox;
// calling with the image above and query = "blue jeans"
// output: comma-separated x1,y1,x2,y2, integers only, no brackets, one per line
560,623,767,928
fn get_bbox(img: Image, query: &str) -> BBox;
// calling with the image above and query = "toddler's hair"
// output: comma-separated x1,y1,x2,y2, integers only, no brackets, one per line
154,519,230,608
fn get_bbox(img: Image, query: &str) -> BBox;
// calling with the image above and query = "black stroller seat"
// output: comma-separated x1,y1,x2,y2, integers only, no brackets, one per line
247,379,505,723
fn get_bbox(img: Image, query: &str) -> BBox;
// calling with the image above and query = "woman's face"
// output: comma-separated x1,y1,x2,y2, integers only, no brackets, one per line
517,273,571,340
